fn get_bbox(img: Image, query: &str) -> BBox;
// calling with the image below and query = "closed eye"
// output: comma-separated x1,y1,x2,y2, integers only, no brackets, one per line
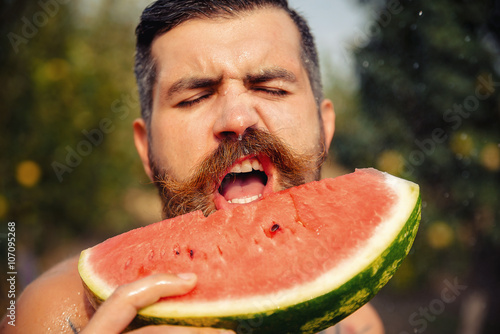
175,87,287,108
253,87,288,97
176,92,213,108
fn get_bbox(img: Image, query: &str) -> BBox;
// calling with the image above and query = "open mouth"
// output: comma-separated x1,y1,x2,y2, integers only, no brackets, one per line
215,156,273,208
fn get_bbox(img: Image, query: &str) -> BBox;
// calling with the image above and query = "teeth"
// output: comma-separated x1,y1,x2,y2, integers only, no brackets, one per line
224,158,265,205
240,160,252,173
229,158,264,174
231,164,242,173
252,159,264,171
228,194,262,204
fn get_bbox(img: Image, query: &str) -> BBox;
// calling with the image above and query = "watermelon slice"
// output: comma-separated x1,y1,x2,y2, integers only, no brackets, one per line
79,168,421,333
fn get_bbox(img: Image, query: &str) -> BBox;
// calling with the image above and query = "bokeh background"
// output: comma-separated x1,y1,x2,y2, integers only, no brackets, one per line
1,0,499,333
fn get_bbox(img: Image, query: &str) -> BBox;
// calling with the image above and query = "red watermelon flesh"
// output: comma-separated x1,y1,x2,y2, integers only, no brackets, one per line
79,168,420,331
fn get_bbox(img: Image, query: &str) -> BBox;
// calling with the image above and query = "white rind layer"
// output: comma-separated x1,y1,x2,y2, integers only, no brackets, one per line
79,171,419,318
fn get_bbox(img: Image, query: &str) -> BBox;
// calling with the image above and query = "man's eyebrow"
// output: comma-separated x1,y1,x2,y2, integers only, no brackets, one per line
165,68,296,98
166,76,222,98
245,68,297,85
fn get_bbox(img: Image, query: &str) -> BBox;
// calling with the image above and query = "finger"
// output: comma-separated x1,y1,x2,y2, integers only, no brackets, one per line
130,325,235,334
82,273,197,334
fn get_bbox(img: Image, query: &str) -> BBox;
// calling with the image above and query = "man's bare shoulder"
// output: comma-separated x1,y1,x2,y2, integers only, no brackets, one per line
0,256,94,334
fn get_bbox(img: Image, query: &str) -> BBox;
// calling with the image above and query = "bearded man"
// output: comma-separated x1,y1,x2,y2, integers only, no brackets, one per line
1,1,384,333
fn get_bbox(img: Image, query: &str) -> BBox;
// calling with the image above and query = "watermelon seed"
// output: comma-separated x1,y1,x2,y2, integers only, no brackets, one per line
173,243,180,255
189,249,194,259
271,224,280,232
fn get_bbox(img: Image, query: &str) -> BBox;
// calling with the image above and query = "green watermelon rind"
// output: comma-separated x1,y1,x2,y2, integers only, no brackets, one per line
126,195,421,333
80,177,421,334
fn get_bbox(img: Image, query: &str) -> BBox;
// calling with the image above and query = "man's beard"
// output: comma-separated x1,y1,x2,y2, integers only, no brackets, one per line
149,128,327,219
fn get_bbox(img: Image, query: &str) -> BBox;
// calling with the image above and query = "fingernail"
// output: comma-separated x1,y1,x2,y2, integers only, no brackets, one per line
177,273,196,280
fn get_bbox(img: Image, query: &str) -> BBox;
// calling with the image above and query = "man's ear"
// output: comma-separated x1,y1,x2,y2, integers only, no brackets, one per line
133,118,154,181
320,98,335,151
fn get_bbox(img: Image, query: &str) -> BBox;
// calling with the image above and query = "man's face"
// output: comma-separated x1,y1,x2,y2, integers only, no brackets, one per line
134,7,335,218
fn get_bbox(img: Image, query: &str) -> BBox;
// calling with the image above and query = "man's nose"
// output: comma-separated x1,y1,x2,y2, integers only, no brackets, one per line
213,86,259,141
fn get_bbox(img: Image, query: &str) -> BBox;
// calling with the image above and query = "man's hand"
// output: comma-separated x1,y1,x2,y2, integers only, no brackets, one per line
80,273,234,334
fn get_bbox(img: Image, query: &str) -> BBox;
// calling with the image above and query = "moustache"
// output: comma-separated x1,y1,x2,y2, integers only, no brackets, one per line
150,128,326,219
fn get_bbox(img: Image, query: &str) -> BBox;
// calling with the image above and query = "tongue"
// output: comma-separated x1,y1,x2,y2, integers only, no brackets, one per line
221,173,266,201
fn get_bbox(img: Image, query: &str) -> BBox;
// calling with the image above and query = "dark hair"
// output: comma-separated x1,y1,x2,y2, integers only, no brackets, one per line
135,0,323,127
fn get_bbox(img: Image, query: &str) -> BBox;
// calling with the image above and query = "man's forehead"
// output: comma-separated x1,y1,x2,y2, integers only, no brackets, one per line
150,7,304,82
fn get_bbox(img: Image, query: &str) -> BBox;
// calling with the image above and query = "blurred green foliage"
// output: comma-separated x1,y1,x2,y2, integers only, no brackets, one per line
326,0,500,332
0,0,160,300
